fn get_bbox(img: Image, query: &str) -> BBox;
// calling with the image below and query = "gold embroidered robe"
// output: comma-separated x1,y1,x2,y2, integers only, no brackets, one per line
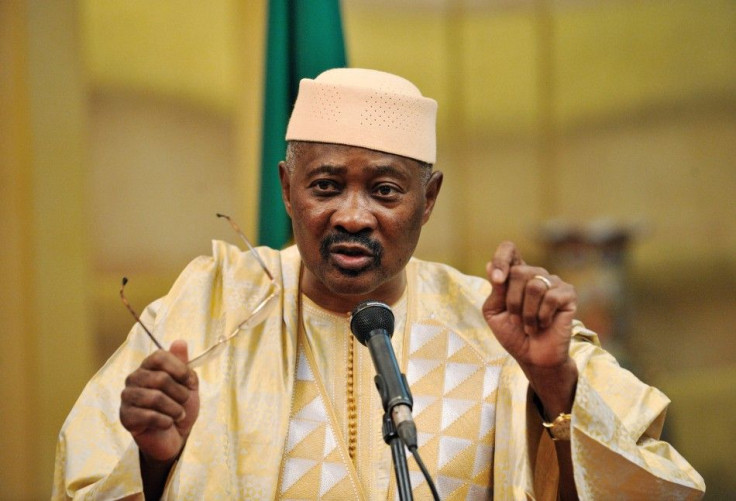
53,241,705,499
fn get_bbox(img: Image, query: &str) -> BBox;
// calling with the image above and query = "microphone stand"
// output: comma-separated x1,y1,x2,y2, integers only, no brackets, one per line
383,412,413,500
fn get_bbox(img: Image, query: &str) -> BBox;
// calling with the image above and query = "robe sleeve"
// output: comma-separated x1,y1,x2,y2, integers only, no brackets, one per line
53,242,291,499
51,299,162,500
566,323,706,499
494,321,706,500
52,253,217,500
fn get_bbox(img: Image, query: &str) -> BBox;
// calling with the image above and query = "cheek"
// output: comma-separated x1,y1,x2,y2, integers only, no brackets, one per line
402,202,428,235
384,206,425,253
290,202,329,239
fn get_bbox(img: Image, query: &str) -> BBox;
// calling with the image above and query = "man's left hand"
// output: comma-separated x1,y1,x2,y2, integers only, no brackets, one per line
482,241,579,417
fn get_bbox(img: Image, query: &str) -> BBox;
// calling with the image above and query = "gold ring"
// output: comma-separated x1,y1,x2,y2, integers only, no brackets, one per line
533,274,552,290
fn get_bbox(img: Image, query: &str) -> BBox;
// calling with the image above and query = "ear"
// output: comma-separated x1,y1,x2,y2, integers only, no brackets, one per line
421,170,443,225
278,161,294,218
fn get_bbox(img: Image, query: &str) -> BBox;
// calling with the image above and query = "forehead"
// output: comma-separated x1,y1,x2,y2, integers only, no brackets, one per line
292,142,422,177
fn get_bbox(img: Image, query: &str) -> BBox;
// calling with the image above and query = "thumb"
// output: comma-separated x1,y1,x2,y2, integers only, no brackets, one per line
483,262,508,317
168,340,198,392
169,339,190,365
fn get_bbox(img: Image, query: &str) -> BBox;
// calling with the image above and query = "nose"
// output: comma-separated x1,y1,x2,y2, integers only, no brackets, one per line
331,192,377,234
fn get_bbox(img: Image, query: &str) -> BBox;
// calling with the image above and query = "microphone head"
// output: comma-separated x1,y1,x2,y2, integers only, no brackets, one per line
350,300,395,345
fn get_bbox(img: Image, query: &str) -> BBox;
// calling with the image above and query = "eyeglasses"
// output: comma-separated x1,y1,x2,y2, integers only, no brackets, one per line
120,213,280,368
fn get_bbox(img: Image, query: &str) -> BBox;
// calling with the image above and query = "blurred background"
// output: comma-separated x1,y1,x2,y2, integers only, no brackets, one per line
1,0,734,498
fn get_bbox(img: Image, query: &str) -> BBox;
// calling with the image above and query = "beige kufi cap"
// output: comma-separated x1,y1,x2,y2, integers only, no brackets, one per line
285,68,437,164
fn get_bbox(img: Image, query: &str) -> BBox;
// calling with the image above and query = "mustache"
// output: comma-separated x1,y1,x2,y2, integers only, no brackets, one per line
320,231,383,265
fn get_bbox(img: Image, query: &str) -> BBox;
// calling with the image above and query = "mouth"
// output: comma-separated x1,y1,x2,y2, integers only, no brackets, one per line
329,243,375,271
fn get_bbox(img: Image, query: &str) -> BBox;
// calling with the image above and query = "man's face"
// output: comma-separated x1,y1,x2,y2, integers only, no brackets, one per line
279,142,442,311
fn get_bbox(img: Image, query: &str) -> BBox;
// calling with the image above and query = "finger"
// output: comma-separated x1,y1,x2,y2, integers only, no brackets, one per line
537,282,577,330
169,339,189,364
125,368,191,405
504,265,537,315
169,340,199,391
522,275,554,335
483,262,509,316
121,385,187,423
141,349,190,384
504,265,550,324
140,341,197,392
489,241,525,285
120,401,176,435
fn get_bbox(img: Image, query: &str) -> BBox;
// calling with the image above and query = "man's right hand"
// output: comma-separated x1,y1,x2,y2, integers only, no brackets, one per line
120,340,200,464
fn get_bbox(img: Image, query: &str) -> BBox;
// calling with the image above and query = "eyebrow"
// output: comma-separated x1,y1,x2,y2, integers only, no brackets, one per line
371,164,409,180
306,164,346,178
305,163,410,181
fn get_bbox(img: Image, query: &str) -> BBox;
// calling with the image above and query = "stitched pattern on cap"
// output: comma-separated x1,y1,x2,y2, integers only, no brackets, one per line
361,92,421,131
311,85,343,123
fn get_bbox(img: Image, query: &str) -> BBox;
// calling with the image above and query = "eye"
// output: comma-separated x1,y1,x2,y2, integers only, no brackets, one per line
310,179,340,195
373,183,402,199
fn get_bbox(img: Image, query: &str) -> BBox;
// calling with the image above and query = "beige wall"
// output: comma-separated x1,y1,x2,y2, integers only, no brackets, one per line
1,2,95,498
1,0,734,497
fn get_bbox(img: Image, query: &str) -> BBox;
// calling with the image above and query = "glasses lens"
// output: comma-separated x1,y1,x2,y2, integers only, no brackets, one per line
244,286,279,327
187,282,279,368
188,340,228,368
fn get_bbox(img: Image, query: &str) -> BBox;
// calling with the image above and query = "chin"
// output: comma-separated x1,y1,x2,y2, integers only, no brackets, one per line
323,269,384,297
325,277,377,297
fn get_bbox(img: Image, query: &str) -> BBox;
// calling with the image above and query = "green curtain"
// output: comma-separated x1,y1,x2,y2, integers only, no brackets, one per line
258,0,347,248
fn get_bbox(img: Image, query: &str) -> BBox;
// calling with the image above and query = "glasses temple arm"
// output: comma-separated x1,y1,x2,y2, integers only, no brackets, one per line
120,277,165,351
216,213,274,281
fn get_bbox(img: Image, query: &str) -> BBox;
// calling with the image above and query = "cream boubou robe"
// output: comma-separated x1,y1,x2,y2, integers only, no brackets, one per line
53,242,705,500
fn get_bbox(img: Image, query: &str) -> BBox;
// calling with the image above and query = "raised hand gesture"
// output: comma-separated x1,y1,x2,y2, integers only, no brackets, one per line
482,241,578,417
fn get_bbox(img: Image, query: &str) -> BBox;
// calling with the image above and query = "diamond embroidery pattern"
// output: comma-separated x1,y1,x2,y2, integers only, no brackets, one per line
281,323,500,500
279,348,357,500
405,322,499,500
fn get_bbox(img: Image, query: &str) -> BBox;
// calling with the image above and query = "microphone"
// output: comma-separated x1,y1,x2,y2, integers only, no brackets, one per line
350,300,417,449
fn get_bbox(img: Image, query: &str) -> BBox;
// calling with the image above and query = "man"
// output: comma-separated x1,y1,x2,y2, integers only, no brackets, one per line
54,68,705,499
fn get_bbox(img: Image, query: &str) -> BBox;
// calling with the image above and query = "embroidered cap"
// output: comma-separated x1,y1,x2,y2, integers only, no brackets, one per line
285,68,437,164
